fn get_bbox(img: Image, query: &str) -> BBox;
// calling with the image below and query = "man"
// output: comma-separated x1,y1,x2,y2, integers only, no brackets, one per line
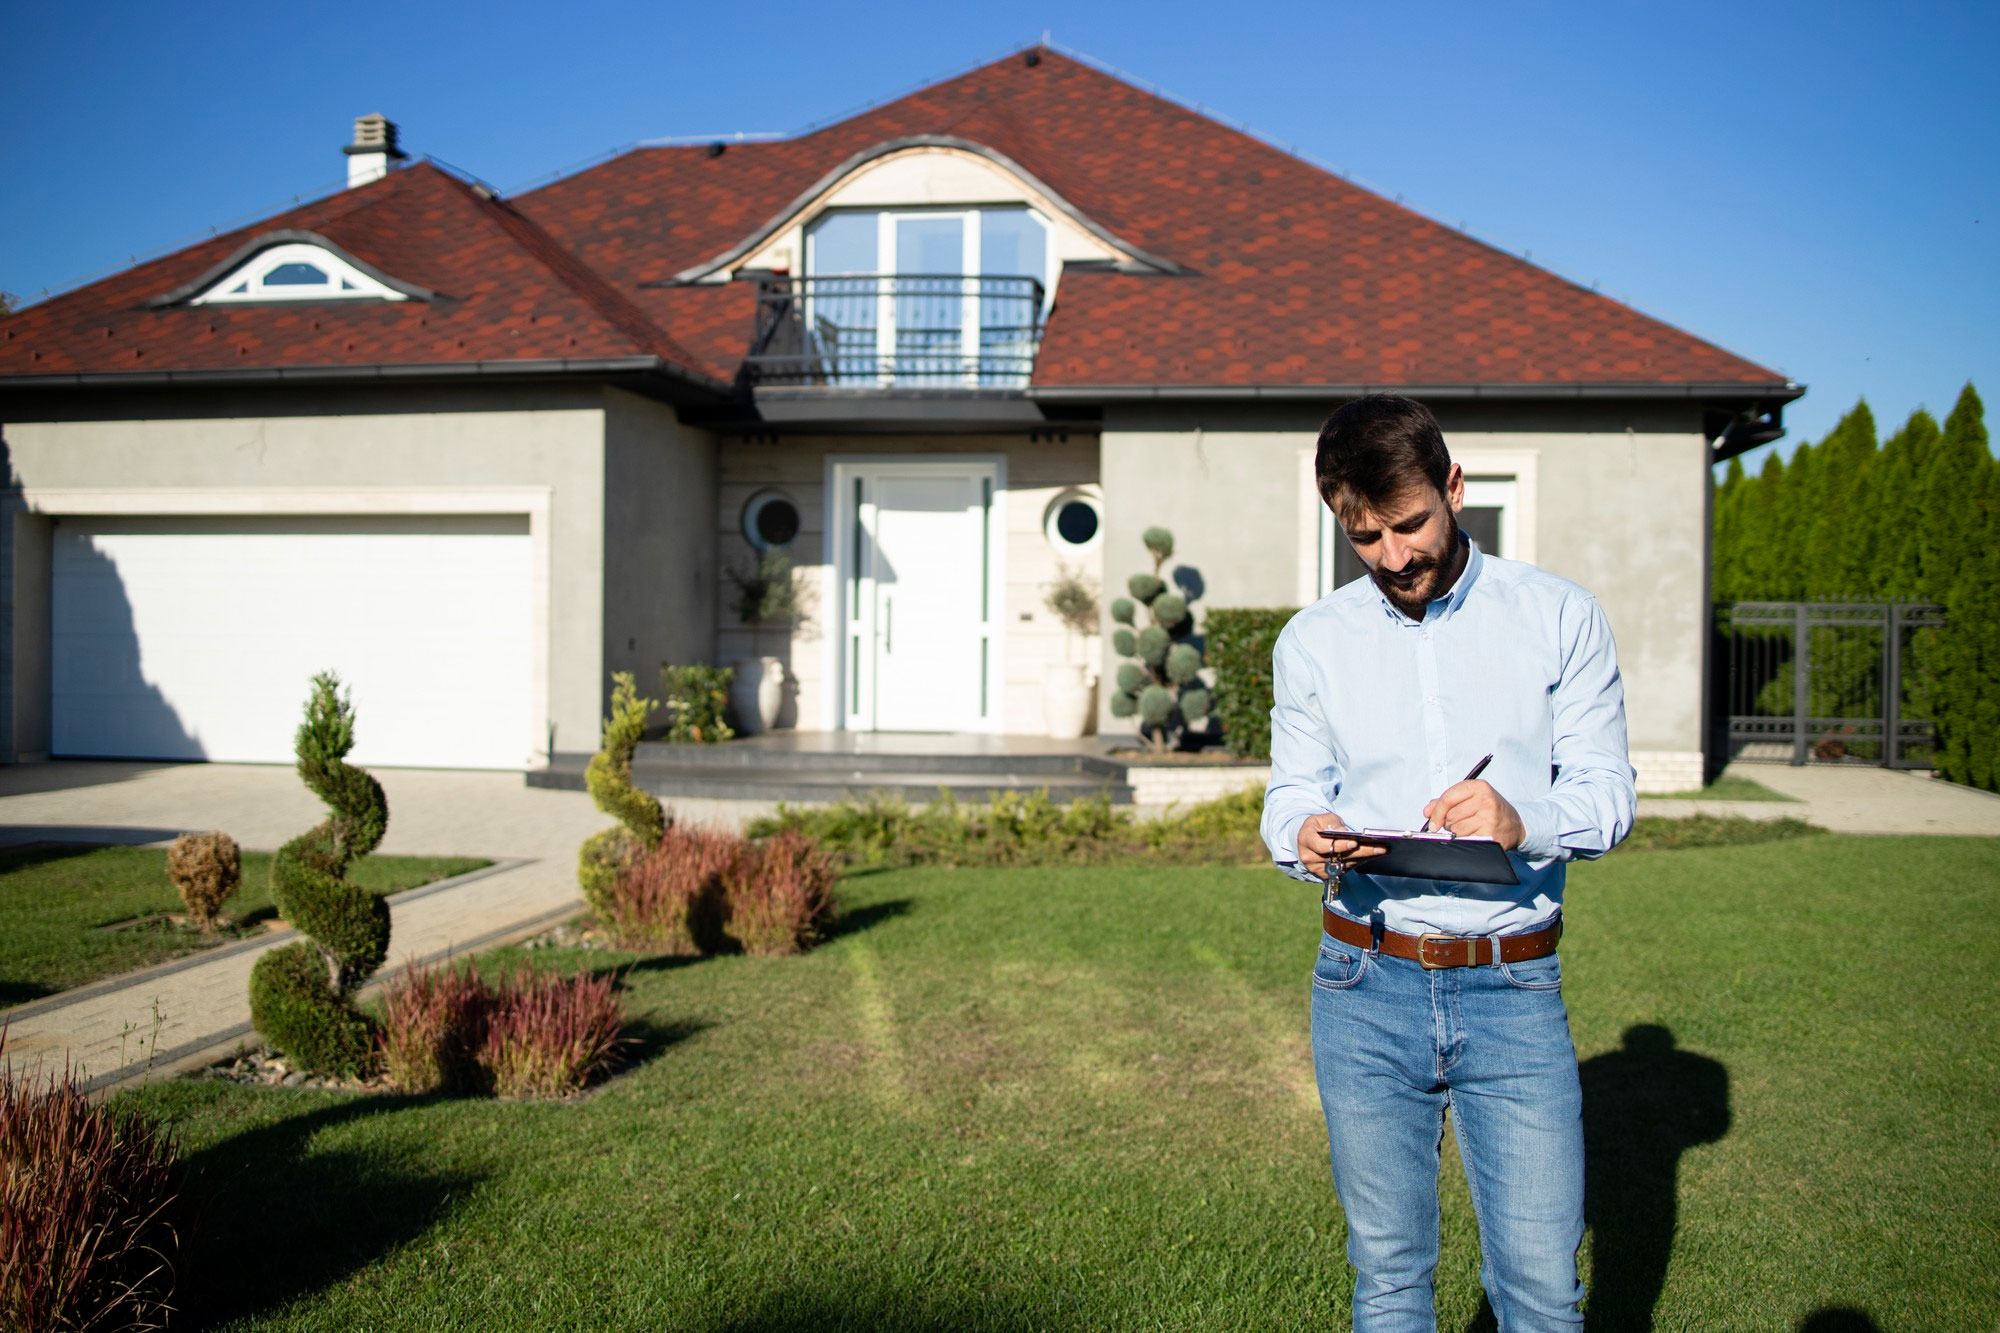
1261,395,1636,1330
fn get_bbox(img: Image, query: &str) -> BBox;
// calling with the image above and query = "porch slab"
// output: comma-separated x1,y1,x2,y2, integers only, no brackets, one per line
529,733,1136,805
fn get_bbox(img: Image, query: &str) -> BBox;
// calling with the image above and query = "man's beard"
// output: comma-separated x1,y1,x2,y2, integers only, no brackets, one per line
1371,529,1461,617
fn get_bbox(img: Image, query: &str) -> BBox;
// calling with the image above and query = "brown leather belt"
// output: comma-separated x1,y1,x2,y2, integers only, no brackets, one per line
1322,908,1562,969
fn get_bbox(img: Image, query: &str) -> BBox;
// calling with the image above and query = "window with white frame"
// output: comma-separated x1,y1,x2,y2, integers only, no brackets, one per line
802,207,1052,384
190,241,408,304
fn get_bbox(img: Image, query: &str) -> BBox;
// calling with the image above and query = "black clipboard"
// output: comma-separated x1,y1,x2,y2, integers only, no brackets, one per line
1344,829,1520,885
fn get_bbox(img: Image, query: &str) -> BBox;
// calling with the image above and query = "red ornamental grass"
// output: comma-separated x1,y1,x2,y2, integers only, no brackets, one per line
1,1032,181,1332
479,968,624,1100
725,829,841,957
607,824,738,953
378,961,491,1095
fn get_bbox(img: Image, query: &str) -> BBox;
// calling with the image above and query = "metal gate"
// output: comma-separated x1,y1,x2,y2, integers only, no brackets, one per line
1713,601,1947,767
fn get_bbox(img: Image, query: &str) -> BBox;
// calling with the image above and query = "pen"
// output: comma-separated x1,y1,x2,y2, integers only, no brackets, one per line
1419,753,1494,833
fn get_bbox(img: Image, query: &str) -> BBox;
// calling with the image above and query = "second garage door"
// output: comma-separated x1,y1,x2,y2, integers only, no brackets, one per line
51,514,535,769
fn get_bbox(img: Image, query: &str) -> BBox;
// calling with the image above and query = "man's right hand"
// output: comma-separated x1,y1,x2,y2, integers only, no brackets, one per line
1297,812,1389,880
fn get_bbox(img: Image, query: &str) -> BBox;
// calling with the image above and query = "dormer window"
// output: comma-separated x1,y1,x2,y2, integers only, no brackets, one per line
190,241,408,304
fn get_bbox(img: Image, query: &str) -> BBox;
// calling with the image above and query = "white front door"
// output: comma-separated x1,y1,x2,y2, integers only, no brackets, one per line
832,459,1004,732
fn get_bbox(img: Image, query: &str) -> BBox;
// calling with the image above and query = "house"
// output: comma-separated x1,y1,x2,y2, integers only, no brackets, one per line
0,49,1797,790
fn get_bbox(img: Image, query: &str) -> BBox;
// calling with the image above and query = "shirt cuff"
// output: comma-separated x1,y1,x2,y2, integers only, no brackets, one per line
1515,798,1563,863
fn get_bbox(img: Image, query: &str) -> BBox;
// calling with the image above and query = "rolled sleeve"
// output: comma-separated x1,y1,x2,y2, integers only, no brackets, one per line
1512,595,1637,862
1261,627,1342,880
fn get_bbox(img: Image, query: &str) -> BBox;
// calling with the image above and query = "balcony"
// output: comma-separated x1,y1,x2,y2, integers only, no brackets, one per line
743,275,1047,389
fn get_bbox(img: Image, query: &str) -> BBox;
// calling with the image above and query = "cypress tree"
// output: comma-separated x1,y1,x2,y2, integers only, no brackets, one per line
1773,440,1820,598
1914,384,1987,595
1738,451,1786,598
1712,456,1747,602
1872,409,1939,599
1801,402,1878,596
1929,385,1996,789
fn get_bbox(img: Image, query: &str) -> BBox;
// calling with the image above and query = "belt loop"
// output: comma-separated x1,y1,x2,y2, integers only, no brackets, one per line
1368,909,1385,955
1485,932,1503,968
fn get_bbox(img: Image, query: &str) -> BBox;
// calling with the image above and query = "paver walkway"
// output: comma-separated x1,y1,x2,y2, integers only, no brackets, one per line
1639,759,2000,834
0,762,776,1092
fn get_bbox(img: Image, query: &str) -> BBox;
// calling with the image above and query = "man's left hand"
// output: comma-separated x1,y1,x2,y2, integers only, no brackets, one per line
1422,780,1526,850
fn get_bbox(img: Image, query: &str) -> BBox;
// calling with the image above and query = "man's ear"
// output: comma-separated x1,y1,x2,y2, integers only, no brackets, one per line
1444,463,1465,515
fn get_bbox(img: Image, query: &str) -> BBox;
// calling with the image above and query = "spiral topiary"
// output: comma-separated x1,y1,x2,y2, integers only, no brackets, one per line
578,671,668,921
1108,526,1210,753
248,673,391,1075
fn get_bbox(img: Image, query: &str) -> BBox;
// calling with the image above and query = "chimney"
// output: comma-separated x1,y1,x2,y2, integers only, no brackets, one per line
343,113,407,188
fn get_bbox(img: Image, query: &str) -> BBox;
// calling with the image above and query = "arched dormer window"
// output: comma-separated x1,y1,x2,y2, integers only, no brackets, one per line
190,241,409,304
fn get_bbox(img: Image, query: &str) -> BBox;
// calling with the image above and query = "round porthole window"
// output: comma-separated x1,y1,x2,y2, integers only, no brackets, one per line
1044,490,1102,553
742,490,801,551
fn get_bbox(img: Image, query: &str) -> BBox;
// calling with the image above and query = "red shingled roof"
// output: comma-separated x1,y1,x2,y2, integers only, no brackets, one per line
0,162,719,385
1,48,1786,394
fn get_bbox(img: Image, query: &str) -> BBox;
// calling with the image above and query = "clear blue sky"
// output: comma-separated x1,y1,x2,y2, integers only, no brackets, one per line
5,0,1993,469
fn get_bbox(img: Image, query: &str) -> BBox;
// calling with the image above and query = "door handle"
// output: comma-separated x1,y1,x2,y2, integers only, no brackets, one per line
884,596,893,653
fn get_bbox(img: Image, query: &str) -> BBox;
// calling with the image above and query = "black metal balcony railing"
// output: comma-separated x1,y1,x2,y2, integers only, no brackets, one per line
745,275,1046,388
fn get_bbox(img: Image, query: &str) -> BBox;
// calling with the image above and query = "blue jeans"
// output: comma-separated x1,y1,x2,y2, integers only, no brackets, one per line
1310,931,1585,1331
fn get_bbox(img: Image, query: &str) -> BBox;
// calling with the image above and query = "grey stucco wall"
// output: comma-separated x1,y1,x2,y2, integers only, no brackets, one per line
1098,402,1713,781
1,384,610,763
602,389,718,707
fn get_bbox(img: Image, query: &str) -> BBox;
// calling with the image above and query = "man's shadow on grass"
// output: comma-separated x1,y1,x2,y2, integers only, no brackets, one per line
1466,1024,1729,1332
174,1094,485,1329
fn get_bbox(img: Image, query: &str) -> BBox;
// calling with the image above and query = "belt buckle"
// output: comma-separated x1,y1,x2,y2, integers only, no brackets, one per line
1417,933,1480,969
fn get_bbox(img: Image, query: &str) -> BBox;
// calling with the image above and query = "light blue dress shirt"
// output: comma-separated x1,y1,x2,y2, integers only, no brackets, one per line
1260,537,1637,937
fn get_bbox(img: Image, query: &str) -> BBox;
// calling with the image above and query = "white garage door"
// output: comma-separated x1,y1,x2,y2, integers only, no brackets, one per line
52,515,534,769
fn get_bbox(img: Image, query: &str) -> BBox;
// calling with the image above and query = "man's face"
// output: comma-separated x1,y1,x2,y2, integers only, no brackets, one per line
1336,464,1466,616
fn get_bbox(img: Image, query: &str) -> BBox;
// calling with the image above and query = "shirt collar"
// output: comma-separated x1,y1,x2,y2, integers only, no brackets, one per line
1373,530,1485,625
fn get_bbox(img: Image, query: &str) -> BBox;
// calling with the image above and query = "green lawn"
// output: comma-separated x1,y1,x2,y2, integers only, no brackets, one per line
119,834,2000,1331
1652,774,1798,801
0,846,489,1007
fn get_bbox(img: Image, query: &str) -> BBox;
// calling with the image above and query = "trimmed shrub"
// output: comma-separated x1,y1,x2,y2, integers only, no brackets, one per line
249,674,391,1076
481,968,624,1100
724,830,840,956
1,1035,182,1331
379,962,492,1095
749,787,1261,870
166,830,240,931
658,664,735,744
605,824,737,954
1204,608,1298,759
1107,526,1209,752
579,673,669,921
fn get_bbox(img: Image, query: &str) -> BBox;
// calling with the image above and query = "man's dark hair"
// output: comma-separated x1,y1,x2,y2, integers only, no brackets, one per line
1315,395,1452,520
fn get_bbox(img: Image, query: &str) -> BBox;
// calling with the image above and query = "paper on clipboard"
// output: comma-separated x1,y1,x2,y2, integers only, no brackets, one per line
1343,828,1520,885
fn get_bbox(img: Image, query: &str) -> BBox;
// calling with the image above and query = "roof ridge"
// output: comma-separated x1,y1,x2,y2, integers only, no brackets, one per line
436,171,724,386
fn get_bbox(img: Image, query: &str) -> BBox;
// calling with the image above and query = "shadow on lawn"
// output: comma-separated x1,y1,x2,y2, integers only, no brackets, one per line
1465,1024,1730,1332
1797,1309,1881,1332
0,978,55,1006
707,1284,1039,1332
174,1094,483,1329
828,897,913,941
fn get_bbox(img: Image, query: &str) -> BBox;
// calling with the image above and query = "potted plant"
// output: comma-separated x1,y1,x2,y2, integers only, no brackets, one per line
1041,564,1100,739
726,549,803,735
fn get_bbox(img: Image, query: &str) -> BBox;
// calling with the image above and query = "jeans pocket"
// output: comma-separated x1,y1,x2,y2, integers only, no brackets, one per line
1312,943,1368,991
1499,951,1563,991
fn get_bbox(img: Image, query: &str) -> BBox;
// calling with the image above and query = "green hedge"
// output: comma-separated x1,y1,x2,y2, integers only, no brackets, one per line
1205,608,1297,759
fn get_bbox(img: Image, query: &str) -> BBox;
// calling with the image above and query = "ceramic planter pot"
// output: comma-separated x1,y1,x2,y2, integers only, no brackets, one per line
1042,662,1095,739
730,656,786,734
